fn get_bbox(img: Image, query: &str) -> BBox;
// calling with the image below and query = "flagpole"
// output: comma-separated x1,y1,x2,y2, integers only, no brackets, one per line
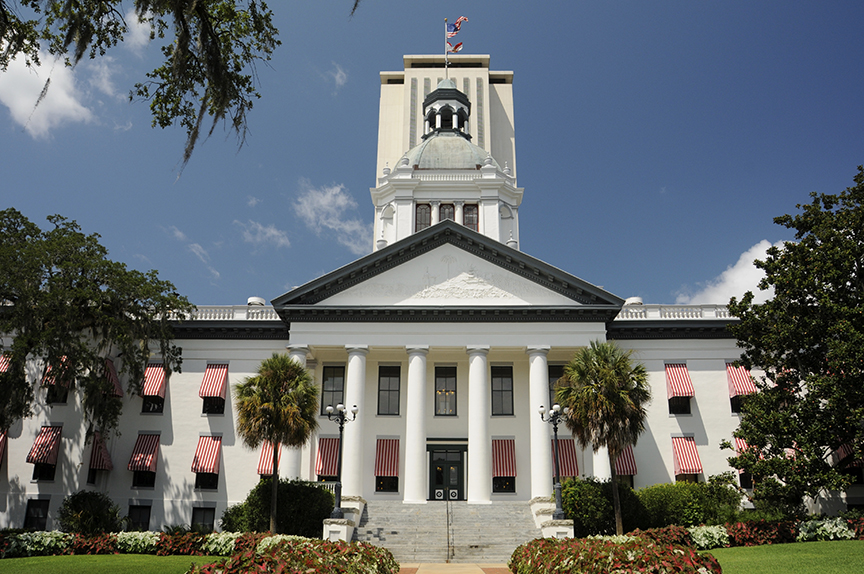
444,18,449,79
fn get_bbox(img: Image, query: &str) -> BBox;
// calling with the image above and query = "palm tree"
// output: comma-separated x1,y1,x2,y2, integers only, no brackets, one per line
235,353,319,532
555,340,651,535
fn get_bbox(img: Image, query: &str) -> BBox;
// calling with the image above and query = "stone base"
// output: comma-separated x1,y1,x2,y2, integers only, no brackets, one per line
323,518,355,542
540,519,574,539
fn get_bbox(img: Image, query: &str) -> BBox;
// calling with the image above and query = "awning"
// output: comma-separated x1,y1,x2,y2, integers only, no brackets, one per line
492,439,516,477
26,426,62,465
553,438,579,478
374,439,399,477
837,444,863,468
315,437,339,477
0,354,9,372
106,359,123,397
142,364,166,398
42,357,70,387
614,445,637,476
726,363,757,397
128,434,160,472
89,431,113,471
191,435,222,474
257,441,281,475
199,364,229,399
672,436,702,475
665,364,694,398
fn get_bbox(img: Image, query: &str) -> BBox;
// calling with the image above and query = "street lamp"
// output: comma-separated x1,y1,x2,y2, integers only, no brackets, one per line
325,403,358,519
539,403,568,520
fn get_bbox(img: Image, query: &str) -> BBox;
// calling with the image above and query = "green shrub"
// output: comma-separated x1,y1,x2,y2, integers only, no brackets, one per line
560,477,647,536
115,531,160,554
628,524,693,547
201,532,242,556
725,519,797,546
1,531,73,557
688,525,730,549
636,473,742,528
796,517,854,542
56,490,123,536
508,536,721,574
220,478,334,537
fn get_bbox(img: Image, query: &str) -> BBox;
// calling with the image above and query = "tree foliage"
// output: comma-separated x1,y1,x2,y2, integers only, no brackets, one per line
555,340,651,535
221,478,333,537
0,208,193,435
56,490,124,535
728,165,864,514
235,353,319,532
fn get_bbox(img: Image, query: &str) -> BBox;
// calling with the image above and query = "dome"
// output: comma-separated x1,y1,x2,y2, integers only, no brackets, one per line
405,131,501,170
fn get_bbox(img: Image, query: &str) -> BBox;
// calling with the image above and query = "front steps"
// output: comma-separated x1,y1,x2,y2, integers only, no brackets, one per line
353,500,542,563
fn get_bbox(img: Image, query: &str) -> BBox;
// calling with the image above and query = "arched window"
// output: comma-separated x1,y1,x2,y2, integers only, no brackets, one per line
440,106,454,129
439,203,455,221
415,204,431,232
463,204,478,231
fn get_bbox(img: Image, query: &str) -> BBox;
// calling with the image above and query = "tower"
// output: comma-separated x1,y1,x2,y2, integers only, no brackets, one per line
371,55,523,251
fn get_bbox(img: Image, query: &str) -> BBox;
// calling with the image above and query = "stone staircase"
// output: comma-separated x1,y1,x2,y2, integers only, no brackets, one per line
353,500,542,563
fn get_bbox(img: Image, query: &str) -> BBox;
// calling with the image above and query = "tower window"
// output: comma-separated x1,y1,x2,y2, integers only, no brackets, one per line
463,205,478,231
416,204,431,232
440,204,455,221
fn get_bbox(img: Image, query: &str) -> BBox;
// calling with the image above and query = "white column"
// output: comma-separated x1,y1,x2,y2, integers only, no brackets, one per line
455,201,464,226
342,346,368,497
593,446,612,480
528,347,553,499
284,345,310,480
404,346,429,503
467,346,491,504
430,201,440,226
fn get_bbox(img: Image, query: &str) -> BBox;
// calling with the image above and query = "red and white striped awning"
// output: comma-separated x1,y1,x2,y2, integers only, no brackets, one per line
726,363,757,397
734,437,750,454
42,357,70,387
106,359,123,397
27,425,62,465
672,436,702,475
191,435,222,474
142,363,166,398
0,354,9,372
89,431,113,471
0,430,8,463
375,439,399,477
665,364,694,398
315,437,339,477
199,364,229,399
553,438,579,477
836,444,863,468
128,434,160,472
257,441,281,475
492,439,517,477
614,445,637,476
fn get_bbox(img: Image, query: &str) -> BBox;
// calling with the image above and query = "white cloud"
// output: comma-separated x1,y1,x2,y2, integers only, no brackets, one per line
247,196,261,207
188,243,220,279
86,56,121,99
293,179,371,255
167,226,188,241
125,10,152,53
234,220,290,249
675,240,783,305
0,53,93,138
329,62,347,90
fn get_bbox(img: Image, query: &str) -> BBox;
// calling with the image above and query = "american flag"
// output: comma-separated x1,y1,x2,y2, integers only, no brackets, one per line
446,16,468,38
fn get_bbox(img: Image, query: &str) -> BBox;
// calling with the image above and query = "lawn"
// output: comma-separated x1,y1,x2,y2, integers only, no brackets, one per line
0,554,217,574
709,540,864,574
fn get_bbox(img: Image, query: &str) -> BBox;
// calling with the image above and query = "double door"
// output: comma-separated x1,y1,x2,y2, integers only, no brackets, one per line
430,448,464,501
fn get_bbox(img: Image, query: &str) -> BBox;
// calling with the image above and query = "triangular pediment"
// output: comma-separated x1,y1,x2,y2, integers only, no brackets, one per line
272,220,624,322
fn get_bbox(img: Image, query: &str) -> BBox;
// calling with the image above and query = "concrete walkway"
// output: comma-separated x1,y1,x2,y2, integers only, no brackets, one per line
397,564,510,574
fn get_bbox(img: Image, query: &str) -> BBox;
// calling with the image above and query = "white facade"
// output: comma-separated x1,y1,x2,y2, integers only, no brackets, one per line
3,54,852,533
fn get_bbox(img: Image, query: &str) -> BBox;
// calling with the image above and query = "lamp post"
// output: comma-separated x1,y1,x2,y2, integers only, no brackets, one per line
325,403,357,519
539,403,568,520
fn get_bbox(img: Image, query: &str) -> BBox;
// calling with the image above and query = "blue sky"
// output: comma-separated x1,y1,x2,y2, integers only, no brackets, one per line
2,1,863,306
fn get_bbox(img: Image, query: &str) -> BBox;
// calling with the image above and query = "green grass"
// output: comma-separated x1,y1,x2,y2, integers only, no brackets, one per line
0,554,218,574
708,540,864,574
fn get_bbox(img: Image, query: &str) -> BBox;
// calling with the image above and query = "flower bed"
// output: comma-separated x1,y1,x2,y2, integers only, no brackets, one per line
509,536,721,574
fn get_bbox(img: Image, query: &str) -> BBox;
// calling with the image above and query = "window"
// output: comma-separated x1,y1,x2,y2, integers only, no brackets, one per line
548,364,564,409
320,366,345,415
318,475,338,482
676,474,699,483
142,396,164,413
376,477,399,492
415,204,431,232
191,507,215,533
23,499,50,530
127,505,151,531
463,204,478,231
87,468,98,484
46,385,68,404
739,472,754,489
195,472,219,490
439,203,455,221
491,366,514,415
493,476,515,493
377,366,400,415
730,395,743,414
616,475,635,489
668,396,691,415
32,463,56,481
133,471,156,488
435,366,457,416
202,397,225,415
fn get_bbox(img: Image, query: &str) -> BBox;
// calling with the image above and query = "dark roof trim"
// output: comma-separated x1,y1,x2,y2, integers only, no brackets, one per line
172,321,288,340
608,320,737,340
279,305,622,323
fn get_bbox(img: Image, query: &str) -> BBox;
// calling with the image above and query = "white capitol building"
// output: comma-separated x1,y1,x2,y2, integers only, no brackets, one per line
3,54,855,542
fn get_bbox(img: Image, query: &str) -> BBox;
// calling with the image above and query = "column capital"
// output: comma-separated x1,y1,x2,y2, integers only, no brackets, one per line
345,345,369,356
287,344,310,354
466,346,490,356
526,346,550,357
405,345,429,356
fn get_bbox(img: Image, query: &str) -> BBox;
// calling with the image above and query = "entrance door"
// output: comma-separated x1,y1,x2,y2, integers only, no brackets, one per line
430,448,464,501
